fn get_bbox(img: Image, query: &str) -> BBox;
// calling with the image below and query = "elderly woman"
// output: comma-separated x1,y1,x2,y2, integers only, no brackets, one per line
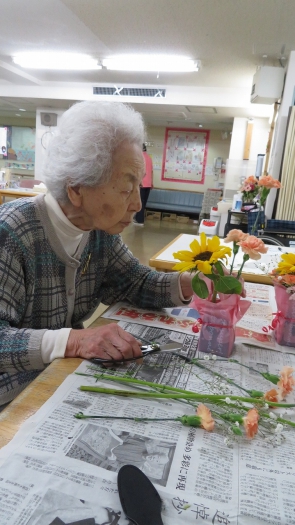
0,101,193,406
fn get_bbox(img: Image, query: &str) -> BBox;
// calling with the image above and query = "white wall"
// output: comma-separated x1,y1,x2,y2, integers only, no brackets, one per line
223,117,269,195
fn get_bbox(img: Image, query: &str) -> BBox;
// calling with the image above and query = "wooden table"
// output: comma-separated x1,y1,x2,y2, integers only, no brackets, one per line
149,233,292,285
0,316,113,448
0,189,39,204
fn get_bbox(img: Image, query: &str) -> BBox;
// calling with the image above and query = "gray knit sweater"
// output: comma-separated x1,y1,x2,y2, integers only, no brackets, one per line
0,195,181,404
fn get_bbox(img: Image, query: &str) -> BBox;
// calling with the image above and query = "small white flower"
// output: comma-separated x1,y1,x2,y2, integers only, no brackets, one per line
269,412,277,420
235,421,240,427
225,397,231,404
204,355,210,361
212,354,217,361
278,276,283,281
264,403,269,409
274,423,284,434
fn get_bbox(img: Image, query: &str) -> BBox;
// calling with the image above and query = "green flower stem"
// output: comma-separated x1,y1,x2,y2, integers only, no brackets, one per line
74,413,178,422
260,412,295,428
74,412,203,428
189,359,251,395
230,241,240,274
77,372,196,394
79,385,295,407
237,254,250,279
227,360,280,385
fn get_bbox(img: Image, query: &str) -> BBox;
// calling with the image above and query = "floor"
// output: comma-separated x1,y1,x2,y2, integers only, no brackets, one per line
85,218,199,326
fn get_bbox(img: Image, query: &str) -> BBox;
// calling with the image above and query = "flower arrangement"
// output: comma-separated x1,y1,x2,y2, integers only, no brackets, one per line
240,175,259,203
239,174,281,207
268,252,295,346
257,175,281,207
172,232,268,357
75,362,295,445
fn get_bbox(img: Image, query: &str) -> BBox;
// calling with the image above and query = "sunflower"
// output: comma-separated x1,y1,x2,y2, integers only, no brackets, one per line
274,253,295,275
172,232,232,274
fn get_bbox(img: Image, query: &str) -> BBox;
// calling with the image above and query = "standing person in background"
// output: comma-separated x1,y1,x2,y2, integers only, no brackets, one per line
133,143,153,226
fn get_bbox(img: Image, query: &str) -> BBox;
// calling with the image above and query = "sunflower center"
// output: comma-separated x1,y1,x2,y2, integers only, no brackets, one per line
194,250,212,261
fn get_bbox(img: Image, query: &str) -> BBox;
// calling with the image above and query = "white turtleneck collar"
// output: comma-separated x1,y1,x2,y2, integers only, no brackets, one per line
44,192,84,257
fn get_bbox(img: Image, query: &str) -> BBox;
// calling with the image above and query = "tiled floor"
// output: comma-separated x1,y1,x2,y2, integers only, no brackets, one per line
85,218,199,326
121,218,199,267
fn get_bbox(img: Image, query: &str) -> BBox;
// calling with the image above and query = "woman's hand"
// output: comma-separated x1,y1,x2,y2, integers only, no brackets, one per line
65,323,143,363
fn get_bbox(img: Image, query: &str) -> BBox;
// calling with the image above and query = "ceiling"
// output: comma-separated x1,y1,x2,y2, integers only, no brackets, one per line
1,0,295,129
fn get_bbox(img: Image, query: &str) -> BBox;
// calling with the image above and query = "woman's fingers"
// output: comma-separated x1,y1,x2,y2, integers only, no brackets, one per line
65,323,143,363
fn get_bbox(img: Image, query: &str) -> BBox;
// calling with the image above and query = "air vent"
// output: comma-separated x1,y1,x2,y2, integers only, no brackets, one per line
93,87,166,98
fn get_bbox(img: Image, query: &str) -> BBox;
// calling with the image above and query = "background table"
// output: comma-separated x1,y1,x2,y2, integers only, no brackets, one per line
0,188,39,204
149,233,294,285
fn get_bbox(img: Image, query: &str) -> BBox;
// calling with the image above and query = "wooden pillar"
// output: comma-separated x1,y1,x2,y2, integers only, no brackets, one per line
243,121,253,160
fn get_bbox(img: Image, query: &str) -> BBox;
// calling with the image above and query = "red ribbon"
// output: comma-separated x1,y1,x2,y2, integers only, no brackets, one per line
262,311,295,333
192,318,233,333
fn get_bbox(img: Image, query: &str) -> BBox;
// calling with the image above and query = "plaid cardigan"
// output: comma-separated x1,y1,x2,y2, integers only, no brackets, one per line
0,195,181,405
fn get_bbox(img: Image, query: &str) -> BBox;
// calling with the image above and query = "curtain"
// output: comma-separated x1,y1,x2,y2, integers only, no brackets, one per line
276,106,295,220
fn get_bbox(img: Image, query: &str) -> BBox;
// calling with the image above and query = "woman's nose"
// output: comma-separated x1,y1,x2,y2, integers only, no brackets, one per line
130,188,142,212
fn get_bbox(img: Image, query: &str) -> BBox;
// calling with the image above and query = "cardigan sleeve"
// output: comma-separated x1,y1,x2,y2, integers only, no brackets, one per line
98,234,186,309
0,246,46,375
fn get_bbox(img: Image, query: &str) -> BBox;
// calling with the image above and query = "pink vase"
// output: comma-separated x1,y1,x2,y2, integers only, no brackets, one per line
190,293,251,358
274,284,295,347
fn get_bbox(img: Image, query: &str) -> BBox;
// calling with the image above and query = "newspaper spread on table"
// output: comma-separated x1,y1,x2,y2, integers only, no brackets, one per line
0,289,295,524
103,282,292,353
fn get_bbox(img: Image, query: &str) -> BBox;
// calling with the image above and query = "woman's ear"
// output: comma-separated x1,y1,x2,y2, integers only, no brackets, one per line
67,185,82,206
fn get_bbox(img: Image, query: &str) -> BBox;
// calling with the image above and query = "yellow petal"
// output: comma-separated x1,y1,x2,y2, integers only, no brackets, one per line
196,260,212,274
173,250,195,262
189,238,202,256
207,235,221,252
199,232,208,252
172,261,197,272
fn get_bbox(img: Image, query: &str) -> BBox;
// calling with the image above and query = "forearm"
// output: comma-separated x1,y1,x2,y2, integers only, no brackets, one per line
179,272,193,300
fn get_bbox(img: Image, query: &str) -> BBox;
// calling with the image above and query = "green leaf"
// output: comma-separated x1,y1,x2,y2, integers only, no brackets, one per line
204,273,219,281
192,274,209,299
214,276,242,295
214,261,225,276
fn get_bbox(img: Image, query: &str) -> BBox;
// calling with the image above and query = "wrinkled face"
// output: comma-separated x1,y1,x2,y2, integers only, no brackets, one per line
67,141,144,234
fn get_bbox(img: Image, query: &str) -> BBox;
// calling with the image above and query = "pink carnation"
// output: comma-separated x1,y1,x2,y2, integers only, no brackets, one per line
238,236,268,260
224,229,249,243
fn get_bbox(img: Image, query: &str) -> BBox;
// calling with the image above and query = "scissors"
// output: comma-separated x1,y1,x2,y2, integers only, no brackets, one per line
90,342,183,365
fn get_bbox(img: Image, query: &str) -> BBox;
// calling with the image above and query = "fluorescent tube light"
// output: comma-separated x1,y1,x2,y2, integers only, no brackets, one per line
13,53,101,70
102,55,199,72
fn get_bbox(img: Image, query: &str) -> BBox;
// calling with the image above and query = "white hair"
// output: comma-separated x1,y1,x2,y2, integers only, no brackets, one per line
43,100,145,203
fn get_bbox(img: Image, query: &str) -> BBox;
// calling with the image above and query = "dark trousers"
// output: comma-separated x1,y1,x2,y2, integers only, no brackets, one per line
135,187,151,224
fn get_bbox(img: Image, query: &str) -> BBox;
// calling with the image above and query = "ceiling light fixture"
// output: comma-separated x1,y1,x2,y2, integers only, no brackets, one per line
13,52,102,70
102,55,199,72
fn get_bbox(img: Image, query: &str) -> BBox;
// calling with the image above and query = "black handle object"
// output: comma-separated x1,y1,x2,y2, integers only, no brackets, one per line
117,465,164,525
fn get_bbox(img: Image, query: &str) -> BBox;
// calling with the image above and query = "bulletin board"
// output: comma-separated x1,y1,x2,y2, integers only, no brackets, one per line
161,127,210,184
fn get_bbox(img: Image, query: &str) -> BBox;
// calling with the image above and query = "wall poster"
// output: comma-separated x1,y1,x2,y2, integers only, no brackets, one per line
161,127,210,184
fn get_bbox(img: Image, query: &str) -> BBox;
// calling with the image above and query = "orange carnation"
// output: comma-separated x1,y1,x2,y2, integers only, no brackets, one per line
224,229,249,243
258,175,281,189
243,408,259,439
264,388,280,404
277,366,295,399
238,235,268,260
196,403,215,431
